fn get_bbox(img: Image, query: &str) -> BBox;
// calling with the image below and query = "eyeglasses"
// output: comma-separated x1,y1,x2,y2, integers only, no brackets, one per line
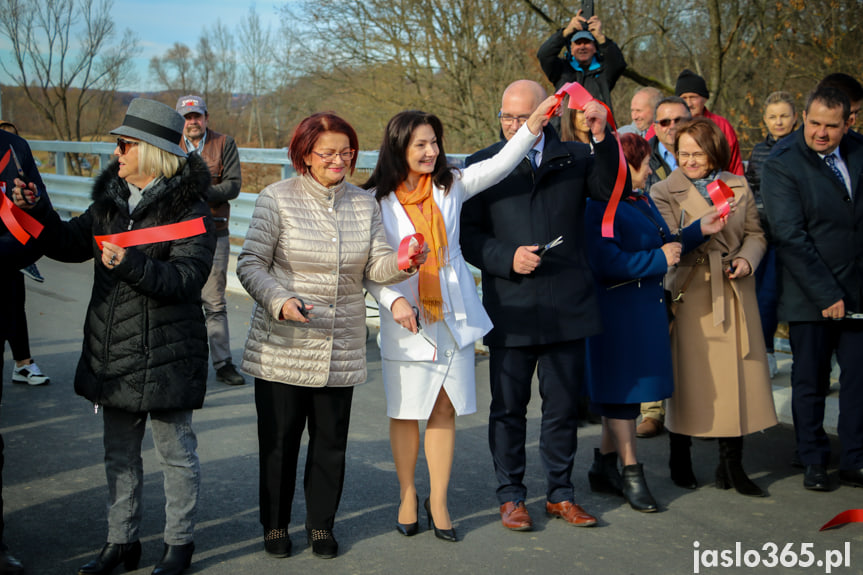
116,138,139,154
677,151,707,161
498,112,532,126
312,150,356,162
655,117,686,128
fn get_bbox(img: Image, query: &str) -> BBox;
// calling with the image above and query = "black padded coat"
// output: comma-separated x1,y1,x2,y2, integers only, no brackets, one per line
37,154,215,412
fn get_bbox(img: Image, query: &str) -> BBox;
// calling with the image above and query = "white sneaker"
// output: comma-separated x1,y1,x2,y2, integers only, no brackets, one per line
12,362,50,386
767,353,778,379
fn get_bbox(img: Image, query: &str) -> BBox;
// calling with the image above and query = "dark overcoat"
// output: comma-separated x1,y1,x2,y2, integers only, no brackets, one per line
460,126,627,347
761,127,863,322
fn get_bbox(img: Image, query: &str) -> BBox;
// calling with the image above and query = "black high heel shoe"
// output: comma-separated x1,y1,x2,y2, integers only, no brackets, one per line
396,495,419,536
78,541,141,575
423,497,457,542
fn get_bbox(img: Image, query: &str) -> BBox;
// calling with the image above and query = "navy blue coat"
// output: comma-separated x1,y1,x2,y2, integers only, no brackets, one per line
585,195,702,404
0,130,49,270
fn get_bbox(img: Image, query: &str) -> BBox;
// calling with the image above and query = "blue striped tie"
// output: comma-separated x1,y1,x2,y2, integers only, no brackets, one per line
824,154,847,190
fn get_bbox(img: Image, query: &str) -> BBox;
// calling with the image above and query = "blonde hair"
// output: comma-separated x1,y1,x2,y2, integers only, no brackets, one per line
137,140,185,179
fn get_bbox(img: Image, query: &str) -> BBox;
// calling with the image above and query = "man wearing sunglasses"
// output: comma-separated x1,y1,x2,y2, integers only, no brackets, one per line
644,96,691,193
176,95,245,386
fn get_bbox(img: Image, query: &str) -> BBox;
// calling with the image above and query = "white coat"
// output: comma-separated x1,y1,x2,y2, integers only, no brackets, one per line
365,123,539,417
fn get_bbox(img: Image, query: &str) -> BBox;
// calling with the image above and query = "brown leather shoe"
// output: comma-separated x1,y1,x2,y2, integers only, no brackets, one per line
545,500,597,527
636,417,664,438
499,501,533,531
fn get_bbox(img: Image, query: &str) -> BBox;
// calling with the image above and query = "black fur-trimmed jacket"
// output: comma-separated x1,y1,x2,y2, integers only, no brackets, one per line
37,154,215,412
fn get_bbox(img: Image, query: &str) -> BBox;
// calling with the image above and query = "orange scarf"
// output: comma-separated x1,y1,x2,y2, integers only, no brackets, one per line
395,174,448,324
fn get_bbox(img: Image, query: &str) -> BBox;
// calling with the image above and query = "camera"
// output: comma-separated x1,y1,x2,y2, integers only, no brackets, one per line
582,0,594,20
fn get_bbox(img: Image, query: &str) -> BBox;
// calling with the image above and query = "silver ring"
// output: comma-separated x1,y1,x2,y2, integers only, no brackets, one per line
109,255,116,265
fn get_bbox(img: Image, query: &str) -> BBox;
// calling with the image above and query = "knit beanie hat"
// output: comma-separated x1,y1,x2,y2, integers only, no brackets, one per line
675,69,709,99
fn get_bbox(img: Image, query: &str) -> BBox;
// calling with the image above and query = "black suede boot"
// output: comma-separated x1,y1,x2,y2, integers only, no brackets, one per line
588,448,623,496
78,541,141,575
669,432,697,489
716,437,765,497
621,463,658,512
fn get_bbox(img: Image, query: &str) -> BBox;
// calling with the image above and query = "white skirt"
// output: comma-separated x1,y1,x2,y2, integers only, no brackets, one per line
382,323,476,420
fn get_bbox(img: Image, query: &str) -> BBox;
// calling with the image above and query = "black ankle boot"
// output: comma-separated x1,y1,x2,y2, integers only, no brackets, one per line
588,448,623,496
621,463,658,512
151,542,194,575
78,541,141,575
716,437,765,497
669,432,697,489
263,527,291,558
307,528,339,558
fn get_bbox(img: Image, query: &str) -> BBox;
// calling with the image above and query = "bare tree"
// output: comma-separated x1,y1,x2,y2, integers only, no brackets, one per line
0,0,136,170
237,5,272,146
149,42,194,93
280,0,549,151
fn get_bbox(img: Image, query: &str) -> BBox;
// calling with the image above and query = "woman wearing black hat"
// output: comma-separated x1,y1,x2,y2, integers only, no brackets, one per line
13,98,214,575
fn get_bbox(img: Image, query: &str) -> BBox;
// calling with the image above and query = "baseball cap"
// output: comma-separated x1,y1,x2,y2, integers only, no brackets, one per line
176,95,207,117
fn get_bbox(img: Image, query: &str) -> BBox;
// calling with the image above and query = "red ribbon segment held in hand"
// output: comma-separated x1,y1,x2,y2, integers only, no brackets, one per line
0,175,44,246
95,217,207,250
706,180,735,218
820,509,863,531
397,233,425,270
548,82,626,238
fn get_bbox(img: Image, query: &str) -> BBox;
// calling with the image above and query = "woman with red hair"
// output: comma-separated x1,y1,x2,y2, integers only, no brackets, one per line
237,112,426,560
584,132,724,512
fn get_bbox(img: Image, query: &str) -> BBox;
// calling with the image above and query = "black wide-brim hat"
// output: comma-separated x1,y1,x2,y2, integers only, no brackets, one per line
110,98,187,157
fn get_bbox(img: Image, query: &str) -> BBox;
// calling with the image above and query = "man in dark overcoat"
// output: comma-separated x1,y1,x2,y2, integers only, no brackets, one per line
761,85,863,491
461,79,628,531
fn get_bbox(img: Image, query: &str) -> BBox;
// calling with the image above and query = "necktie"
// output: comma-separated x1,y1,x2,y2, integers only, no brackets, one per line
824,154,847,190
528,149,539,171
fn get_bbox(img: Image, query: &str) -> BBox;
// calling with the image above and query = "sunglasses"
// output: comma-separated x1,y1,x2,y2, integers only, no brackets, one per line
655,117,686,128
116,138,139,154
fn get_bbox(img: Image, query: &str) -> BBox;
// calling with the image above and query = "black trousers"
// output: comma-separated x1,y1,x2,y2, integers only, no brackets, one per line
789,320,863,469
255,378,354,531
488,339,585,505
4,271,30,362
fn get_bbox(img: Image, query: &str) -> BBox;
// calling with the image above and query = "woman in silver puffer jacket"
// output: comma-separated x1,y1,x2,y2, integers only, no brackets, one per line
237,112,424,560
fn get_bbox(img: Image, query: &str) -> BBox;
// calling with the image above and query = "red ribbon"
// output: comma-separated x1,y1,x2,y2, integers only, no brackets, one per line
95,217,207,250
0,181,44,245
707,180,735,218
820,509,863,531
397,233,425,270
549,82,626,238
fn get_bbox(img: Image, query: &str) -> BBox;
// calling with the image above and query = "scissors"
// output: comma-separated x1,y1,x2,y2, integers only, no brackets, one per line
536,235,564,258
411,306,437,348
296,297,310,319
10,147,39,205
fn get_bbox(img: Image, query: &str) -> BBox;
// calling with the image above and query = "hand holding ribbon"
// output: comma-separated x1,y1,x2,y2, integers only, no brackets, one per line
548,82,625,237
0,181,43,245
706,180,735,219
397,233,427,271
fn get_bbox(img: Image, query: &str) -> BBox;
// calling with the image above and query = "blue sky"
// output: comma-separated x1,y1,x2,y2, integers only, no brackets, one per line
117,0,285,90
0,0,286,92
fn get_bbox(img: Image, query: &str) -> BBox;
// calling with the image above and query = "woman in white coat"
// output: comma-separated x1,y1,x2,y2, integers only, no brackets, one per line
363,98,556,541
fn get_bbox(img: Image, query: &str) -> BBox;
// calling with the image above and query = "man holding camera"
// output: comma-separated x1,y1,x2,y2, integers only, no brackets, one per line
537,9,626,117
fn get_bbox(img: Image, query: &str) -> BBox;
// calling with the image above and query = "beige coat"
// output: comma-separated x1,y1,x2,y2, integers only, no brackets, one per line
650,170,777,437
237,174,411,387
